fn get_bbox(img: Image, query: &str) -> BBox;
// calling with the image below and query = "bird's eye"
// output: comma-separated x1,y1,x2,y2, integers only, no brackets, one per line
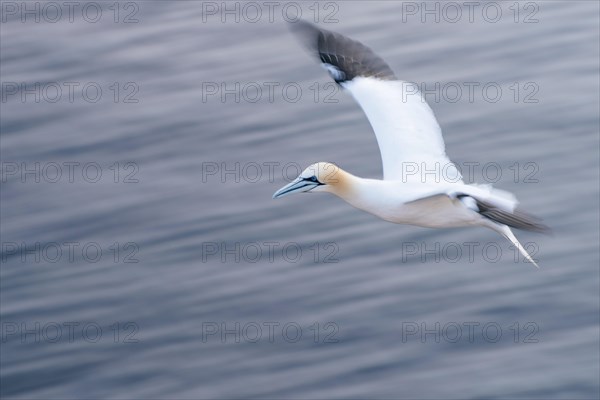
310,176,318,182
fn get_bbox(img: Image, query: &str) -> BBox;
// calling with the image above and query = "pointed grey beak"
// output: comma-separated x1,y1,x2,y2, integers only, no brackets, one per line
272,178,318,199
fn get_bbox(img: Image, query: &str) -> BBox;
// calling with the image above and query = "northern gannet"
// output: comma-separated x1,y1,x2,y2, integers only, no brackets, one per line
273,21,549,268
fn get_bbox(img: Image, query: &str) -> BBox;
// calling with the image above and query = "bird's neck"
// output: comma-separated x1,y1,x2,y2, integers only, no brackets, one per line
327,170,378,211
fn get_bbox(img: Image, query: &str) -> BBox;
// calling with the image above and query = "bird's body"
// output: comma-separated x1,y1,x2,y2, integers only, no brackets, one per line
339,184,479,228
273,21,549,268
305,166,514,228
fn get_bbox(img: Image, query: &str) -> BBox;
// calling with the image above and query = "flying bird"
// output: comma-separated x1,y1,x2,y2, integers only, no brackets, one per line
273,21,549,268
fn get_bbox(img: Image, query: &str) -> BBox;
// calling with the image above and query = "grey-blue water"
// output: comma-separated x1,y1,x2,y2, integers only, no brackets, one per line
1,1,599,399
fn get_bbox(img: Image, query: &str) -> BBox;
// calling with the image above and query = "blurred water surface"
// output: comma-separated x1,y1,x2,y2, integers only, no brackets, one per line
1,1,599,399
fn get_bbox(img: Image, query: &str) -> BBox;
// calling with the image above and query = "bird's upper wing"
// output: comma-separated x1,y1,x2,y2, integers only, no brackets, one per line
291,21,461,183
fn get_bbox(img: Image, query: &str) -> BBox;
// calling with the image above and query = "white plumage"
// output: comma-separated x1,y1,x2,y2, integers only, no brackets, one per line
343,78,460,183
273,21,549,268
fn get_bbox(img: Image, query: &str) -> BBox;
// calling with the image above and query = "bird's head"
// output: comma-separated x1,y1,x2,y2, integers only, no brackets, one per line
272,162,342,199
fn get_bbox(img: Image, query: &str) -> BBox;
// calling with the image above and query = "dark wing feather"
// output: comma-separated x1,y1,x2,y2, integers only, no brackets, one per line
290,20,396,84
474,198,551,234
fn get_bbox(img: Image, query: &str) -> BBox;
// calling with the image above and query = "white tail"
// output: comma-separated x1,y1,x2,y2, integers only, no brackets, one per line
488,223,539,269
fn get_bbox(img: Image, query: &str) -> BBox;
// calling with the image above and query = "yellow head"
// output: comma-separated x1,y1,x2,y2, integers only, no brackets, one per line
272,162,346,199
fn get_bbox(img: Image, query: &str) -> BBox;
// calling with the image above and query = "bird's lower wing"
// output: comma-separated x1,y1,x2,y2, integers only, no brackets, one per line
406,188,547,268
406,185,550,234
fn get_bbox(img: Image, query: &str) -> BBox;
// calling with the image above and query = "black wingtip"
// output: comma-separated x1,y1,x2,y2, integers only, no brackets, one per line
288,20,322,57
476,199,553,235
288,20,397,84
